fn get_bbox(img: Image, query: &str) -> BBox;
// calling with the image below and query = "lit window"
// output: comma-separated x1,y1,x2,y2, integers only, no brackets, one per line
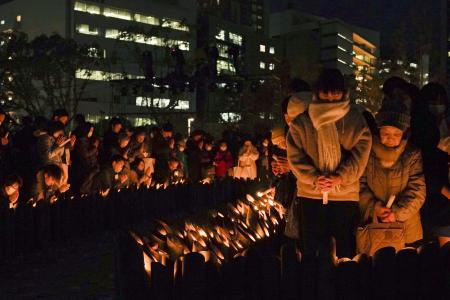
103,7,132,20
134,13,159,26
217,60,236,74
338,46,347,52
133,118,156,126
136,97,151,107
176,100,190,110
162,18,189,32
269,63,275,70
260,44,266,52
269,46,275,54
76,24,99,36
337,33,352,43
397,60,403,65
216,29,225,41
74,1,100,15
16,15,21,22
136,97,189,110
87,47,105,58
76,69,144,81
229,32,242,46
337,59,347,65
0,20,4,25
105,29,189,50
410,63,418,69
260,62,266,69
105,29,120,39
217,43,229,58
220,112,242,123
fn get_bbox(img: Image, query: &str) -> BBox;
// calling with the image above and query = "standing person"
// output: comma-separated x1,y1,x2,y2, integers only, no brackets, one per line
52,109,76,184
152,124,172,184
419,83,450,246
257,137,271,182
360,98,426,246
287,68,372,258
101,118,122,165
128,127,148,162
0,108,12,182
71,123,99,193
187,139,203,183
234,140,259,180
175,139,188,178
214,141,234,178
200,139,215,180
111,133,131,161
36,121,70,178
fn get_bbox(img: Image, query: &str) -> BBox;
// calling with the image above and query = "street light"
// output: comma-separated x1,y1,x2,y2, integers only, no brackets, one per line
187,117,194,135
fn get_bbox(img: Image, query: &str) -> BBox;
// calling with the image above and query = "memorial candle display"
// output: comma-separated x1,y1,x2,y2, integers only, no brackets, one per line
131,189,284,273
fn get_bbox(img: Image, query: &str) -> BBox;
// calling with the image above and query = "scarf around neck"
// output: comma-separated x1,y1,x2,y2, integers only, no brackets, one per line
372,136,407,168
308,100,350,173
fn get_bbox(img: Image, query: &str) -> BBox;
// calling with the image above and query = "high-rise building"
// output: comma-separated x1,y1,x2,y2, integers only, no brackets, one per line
269,9,379,82
0,0,197,130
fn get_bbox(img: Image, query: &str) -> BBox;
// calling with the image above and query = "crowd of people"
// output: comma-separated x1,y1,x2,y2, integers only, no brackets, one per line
1,67,450,258
0,107,272,207
271,69,449,259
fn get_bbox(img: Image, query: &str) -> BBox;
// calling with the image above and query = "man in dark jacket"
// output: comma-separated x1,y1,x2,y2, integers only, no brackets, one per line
100,118,122,165
92,155,128,196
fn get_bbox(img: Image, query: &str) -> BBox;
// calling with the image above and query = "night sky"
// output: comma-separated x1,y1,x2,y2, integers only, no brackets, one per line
270,0,442,57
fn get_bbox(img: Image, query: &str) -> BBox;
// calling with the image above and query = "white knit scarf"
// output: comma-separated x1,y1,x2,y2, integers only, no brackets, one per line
308,100,350,174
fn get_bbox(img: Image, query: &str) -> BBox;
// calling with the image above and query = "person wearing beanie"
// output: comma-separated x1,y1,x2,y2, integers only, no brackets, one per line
287,68,372,258
360,96,425,246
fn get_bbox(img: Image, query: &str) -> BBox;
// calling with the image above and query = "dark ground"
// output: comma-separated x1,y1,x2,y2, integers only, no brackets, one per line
0,233,116,299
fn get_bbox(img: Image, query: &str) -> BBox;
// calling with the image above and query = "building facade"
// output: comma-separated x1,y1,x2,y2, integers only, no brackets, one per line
0,0,197,131
269,9,380,83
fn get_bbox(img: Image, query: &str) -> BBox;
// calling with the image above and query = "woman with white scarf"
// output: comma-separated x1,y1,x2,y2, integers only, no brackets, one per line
287,69,372,259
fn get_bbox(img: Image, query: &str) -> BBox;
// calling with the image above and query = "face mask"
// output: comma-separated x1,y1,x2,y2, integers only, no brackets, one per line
429,105,446,116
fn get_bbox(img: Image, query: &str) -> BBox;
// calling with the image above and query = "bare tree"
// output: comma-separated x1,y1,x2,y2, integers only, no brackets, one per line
0,32,101,116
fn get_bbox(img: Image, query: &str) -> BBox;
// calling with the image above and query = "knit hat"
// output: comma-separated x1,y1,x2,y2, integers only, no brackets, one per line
287,92,312,120
376,92,411,132
271,126,286,146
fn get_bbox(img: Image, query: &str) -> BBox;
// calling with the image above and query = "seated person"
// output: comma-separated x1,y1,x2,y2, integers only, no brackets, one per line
33,164,70,203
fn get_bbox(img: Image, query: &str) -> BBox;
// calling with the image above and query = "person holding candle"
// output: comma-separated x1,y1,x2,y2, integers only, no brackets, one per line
287,68,372,258
33,164,70,203
359,93,426,246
